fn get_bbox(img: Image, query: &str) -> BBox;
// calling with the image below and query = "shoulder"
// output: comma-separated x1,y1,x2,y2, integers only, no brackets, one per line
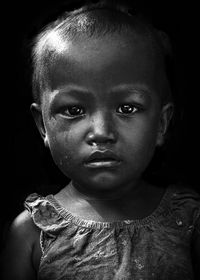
11,209,39,236
159,185,200,278
168,184,200,234
169,184,200,213
5,209,39,243
1,210,41,280
192,226,200,279
169,184,200,197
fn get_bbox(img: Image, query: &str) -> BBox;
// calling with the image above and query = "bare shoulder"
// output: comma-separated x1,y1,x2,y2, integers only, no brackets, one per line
8,210,41,254
1,210,41,280
11,209,37,233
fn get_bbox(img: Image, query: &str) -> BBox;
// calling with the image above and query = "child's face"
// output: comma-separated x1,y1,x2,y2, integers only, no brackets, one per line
33,33,172,195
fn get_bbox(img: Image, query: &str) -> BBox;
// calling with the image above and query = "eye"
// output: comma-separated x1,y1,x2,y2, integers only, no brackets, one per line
60,105,85,118
117,104,139,115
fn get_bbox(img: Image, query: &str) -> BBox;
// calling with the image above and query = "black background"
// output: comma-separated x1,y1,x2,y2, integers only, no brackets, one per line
1,0,200,246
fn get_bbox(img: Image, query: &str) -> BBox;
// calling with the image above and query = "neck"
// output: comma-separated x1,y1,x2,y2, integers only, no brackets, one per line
58,179,158,222
68,179,146,204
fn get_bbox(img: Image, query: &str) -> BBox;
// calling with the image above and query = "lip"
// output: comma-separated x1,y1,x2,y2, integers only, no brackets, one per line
84,150,121,169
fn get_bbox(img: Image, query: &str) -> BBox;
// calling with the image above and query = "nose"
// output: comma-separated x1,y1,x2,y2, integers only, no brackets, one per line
86,111,117,146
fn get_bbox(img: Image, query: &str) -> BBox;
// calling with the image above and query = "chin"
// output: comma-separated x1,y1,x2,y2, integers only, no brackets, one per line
77,173,123,192
90,174,119,188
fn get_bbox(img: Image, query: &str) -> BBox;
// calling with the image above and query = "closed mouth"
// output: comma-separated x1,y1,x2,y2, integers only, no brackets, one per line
85,159,121,168
84,151,121,169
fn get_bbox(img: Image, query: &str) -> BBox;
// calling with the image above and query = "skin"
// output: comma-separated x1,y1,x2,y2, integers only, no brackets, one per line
4,32,200,280
33,33,173,201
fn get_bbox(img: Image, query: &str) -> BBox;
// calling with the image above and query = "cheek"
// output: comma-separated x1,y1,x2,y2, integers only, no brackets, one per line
45,115,89,167
120,118,159,163
47,128,80,172
47,118,84,149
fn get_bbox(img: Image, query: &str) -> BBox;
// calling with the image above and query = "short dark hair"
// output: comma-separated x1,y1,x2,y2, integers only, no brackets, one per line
32,0,173,105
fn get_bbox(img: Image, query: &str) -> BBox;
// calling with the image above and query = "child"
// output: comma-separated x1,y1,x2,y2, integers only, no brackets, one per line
2,1,200,279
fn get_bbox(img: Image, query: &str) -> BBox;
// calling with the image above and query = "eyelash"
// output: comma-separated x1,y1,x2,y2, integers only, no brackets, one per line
59,104,142,118
60,106,86,118
117,104,140,115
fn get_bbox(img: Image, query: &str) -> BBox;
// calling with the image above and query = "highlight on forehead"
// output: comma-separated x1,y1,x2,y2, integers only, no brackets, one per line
32,2,173,105
37,30,68,55
33,5,151,59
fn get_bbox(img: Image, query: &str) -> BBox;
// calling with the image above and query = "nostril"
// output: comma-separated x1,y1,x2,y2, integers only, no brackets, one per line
86,131,116,145
86,113,117,145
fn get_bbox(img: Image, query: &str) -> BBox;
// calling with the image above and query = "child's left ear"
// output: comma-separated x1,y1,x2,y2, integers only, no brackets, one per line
156,102,174,146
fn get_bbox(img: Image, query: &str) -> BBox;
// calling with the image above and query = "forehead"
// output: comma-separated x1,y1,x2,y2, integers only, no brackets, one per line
44,31,167,98
68,33,156,66
48,30,159,62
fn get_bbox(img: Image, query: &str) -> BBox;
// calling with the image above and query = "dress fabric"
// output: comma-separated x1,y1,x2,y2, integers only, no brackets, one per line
24,185,200,280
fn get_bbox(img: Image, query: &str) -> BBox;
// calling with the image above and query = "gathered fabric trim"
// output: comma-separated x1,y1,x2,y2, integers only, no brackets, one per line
45,186,171,230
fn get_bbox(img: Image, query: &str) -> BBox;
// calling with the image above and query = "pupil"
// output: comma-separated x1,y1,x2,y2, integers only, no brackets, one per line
122,105,132,113
69,106,81,115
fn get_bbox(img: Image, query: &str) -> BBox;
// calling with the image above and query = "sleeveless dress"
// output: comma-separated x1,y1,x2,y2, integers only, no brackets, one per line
25,185,200,280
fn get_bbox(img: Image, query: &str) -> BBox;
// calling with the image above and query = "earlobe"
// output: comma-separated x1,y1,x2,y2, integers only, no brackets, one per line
156,102,174,146
30,103,49,148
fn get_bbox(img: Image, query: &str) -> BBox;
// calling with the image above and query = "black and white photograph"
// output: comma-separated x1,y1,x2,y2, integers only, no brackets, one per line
1,0,200,279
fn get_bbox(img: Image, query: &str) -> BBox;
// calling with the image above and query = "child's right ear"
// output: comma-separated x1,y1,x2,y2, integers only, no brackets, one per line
30,103,49,148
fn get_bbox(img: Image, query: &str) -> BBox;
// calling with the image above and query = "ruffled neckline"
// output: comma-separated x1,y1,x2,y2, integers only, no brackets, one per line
45,186,172,229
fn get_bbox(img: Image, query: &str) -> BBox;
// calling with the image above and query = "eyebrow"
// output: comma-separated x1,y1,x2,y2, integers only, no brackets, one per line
47,85,92,104
53,85,92,97
110,84,153,99
49,83,152,101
